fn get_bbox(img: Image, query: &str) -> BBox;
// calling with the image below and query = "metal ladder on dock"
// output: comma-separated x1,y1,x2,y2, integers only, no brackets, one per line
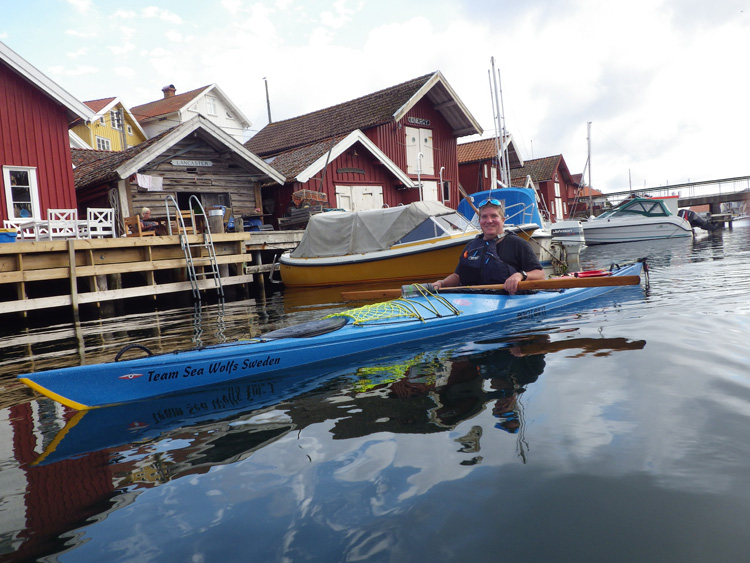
164,195,224,300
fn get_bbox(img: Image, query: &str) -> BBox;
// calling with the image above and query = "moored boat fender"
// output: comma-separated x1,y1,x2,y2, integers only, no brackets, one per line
259,316,349,340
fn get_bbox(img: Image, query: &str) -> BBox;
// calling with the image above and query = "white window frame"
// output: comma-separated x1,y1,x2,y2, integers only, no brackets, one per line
127,124,133,135
96,136,111,150
554,180,563,218
3,166,41,220
206,95,217,116
110,110,123,130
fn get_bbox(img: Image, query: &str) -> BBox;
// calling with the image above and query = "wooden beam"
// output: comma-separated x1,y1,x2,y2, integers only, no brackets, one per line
68,239,79,315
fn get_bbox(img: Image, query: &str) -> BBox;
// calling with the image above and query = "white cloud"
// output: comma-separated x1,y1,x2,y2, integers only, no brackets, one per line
67,48,87,58
66,0,92,12
114,66,137,78
221,0,243,15
109,43,136,56
48,64,98,77
320,0,358,29
65,29,97,38
113,9,137,19
165,30,183,42
142,6,183,24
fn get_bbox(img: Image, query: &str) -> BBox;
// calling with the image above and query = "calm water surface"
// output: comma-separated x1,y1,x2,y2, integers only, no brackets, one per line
1,222,749,562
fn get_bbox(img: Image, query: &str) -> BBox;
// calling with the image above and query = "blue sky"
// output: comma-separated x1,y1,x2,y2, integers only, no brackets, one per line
3,0,749,192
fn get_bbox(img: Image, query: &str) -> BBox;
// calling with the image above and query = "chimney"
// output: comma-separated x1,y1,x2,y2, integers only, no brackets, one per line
162,84,176,98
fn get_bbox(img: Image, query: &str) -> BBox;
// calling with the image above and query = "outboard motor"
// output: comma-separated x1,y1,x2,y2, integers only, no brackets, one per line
678,209,720,231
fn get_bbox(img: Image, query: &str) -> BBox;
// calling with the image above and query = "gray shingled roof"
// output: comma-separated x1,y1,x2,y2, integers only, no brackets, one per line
246,71,481,158
72,129,172,190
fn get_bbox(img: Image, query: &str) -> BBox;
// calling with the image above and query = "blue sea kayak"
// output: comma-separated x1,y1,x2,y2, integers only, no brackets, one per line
18,260,645,410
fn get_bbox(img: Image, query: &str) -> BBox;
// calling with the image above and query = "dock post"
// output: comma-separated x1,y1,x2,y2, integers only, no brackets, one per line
68,239,79,318
252,250,266,301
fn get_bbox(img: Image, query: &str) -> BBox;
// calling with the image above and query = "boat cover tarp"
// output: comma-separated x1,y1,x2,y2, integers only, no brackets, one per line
290,201,456,258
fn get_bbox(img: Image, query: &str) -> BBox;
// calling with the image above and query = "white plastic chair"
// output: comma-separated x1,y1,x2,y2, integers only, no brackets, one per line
86,208,115,238
41,209,79,240
3,219,38,240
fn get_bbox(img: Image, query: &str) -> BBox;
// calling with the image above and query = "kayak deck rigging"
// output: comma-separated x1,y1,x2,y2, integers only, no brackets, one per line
327,287,462,325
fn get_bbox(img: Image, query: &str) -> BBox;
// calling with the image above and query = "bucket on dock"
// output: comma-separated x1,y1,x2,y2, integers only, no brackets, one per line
0,228,18,243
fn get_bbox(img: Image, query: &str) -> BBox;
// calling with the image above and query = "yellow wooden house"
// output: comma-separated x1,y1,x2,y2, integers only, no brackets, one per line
70,97,147,151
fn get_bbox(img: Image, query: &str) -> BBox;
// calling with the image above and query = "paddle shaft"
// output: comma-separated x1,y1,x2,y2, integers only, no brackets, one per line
457,185,480,215
340,275,641,301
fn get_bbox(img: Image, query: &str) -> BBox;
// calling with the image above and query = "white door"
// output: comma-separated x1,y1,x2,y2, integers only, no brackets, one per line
405,126,434,176
335,186,384,211
420,181,439,202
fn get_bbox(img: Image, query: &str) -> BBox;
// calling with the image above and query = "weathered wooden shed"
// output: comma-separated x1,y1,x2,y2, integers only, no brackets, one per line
73,116,285,228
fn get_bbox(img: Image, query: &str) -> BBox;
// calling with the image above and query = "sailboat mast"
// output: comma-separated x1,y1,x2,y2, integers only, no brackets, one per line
496,68,511,187
488,68,502,191
489,58,504,190
587,121,592,215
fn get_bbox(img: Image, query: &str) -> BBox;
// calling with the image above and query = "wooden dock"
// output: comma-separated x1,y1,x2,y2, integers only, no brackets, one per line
0,231,303,317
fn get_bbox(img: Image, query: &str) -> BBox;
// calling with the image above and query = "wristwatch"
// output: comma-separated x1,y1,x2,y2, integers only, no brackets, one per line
520,271,528,281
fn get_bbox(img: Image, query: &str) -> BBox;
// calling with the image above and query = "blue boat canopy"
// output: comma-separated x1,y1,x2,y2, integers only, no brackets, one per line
457,187,544,227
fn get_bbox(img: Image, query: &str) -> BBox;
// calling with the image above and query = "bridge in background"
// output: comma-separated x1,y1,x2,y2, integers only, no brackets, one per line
578,175,750,215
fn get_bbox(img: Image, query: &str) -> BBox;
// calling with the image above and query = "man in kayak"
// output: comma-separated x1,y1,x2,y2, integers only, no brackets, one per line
433,198,544,295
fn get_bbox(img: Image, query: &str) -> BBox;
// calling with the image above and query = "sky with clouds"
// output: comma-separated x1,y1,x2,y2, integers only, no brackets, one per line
3,0,749,193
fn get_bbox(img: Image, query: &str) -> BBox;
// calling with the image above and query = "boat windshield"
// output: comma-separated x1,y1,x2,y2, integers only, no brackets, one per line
397,212,474,244
596,198,670,219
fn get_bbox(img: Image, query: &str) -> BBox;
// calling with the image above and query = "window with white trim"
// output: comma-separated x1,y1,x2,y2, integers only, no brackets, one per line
206,96,217,115
3,166,40,220
96,136,111,150
127,124,133,135
110,110,123,130
442,180,450,202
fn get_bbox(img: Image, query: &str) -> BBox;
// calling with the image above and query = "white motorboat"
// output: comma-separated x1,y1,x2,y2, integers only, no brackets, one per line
582,196,692,245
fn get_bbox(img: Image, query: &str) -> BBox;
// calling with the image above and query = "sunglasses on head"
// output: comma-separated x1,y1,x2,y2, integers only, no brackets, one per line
478,198,502,208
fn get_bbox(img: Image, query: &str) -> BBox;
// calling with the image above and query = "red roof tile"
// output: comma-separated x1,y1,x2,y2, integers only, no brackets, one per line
457,138,504,164
130,85,211,122
84,97,116,113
